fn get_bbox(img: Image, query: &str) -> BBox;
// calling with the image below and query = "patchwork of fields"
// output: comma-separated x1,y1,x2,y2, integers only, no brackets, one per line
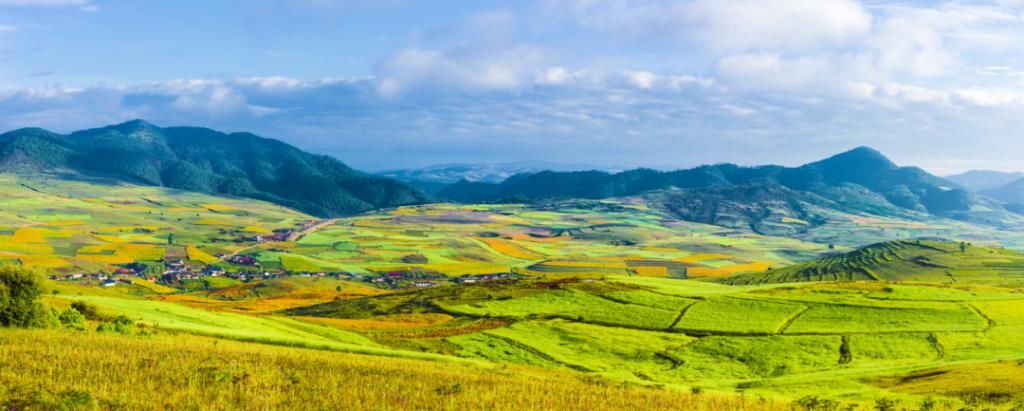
5,174,1024,409
0,175,834,281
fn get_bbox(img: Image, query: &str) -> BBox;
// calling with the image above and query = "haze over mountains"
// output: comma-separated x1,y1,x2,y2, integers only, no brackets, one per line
0,120,426,217
947,170,1024,208
946,170,1024,192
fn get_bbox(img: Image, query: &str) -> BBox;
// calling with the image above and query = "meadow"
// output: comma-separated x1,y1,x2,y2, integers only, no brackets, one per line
0,329,783,411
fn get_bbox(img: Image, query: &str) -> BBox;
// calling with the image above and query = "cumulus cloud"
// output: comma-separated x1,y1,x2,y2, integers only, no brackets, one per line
685,0,872,51
376,45,548,96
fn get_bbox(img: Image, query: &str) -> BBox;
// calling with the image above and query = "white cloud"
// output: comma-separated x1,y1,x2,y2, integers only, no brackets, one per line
953,87,1023,107
550,0,871,51
716,53,833,90
685,0,872,51
375,45,548,96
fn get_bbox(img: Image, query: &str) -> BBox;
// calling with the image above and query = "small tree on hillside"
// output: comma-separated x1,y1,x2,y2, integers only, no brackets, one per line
0,265,49,328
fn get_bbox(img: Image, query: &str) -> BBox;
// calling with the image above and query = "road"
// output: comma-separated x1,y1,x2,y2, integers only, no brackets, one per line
286,219,339,242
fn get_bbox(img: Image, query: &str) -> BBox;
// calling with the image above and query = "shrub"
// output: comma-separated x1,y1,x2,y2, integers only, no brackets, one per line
96,316,135,335
70,301,102,321
59,308,87,331
796,396,841,411
874,398,899,411
0,266,48,328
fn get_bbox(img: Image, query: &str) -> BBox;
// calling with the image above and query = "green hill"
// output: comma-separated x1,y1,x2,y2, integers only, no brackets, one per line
721,240,1024,286
438,147,1019,229
0,120,427,217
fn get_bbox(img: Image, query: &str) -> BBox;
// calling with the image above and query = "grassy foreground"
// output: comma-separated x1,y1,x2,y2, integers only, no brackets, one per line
0,329,781,411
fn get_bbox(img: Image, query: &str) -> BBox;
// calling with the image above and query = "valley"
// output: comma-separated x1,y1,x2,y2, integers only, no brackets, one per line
4,166,1024,409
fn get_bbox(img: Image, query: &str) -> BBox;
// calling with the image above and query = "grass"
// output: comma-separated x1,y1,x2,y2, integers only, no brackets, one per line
0,329,784,411
675,297,807,334
445,289,680,330
783,302,987,334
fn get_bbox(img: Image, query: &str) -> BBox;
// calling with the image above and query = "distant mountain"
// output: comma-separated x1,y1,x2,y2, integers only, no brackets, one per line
720,240,1024,286
946,170,1024,192
981,178,1024,204
438,147,1018,229
378,161,611,194
0,120,427,217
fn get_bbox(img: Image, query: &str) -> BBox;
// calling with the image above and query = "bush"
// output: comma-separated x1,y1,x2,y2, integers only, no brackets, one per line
796,396,841,411
874,398,899,411
96,316,135,335
59,308,88,331
70,301,102,321
0,266,49,328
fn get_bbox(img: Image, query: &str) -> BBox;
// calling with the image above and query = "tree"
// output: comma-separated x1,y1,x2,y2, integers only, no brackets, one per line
0,265,49,328
167,233,174,245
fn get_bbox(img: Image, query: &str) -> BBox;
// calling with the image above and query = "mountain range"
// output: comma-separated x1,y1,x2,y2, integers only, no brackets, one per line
437,147,1020,231
2,121,1020,233
0,120,427,217
946,170,1024,192
946,170,1024,209
378,161,612,194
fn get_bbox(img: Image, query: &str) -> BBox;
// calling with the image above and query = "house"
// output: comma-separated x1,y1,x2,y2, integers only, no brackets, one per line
100,279,117,287
413,281,435,287
225,255,259,266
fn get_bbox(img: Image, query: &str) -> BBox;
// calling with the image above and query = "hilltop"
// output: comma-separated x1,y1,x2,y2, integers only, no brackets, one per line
720,240,1024,286
437,147,1019,231
0,120,427,217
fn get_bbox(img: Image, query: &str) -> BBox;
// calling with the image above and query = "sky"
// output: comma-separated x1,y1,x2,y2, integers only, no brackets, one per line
2,0,1024,174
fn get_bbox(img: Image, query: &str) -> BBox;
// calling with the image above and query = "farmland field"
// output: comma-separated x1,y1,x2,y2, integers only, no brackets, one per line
5,174,1024,409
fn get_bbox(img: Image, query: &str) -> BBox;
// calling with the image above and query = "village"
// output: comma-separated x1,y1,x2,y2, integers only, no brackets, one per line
49,254,520,290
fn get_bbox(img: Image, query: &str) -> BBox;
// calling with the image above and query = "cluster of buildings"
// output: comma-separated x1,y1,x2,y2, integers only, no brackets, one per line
51,252,521,291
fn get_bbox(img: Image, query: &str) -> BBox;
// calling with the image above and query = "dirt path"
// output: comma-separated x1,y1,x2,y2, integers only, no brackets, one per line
287,219,339,242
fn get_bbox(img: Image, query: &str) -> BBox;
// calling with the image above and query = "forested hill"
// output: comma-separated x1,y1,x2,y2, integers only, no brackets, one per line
438,147,1018,227
0,120,427,217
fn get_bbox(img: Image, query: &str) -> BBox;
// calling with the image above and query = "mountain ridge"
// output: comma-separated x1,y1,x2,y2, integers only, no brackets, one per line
437,147,1018,230
0,120,428,217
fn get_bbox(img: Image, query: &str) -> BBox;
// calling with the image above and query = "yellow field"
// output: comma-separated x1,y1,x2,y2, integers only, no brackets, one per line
201,204,237,212
11,227,50,243
687,261,775,277
187,246,220,264
478,238,543,260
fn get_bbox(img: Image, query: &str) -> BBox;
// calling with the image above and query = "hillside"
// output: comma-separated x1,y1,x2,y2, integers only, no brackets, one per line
437,147,1019,229
721,240,1024,285
982,178,1024,205
947,170,1024,192
0,120,427,217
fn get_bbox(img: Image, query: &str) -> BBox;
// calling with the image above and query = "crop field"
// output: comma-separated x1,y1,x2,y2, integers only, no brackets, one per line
6,175,1024,408
0,174,847,284
0,175,308,273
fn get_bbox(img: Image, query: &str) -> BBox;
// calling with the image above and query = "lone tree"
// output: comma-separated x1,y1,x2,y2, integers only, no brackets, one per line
0,265,48,328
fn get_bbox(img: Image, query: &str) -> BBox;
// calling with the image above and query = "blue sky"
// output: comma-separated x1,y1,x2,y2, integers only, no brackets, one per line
3,0,1024,173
